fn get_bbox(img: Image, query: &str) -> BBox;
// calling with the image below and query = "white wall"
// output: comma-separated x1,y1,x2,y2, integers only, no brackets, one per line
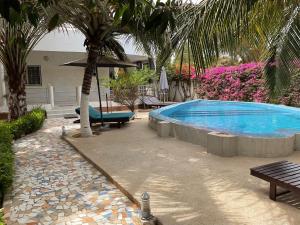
26,50,110,106
0,28,146,109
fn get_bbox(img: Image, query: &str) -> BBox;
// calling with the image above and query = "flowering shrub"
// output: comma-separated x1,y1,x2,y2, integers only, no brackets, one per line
167,64,196,81
167,62,300,105
197,63,269,102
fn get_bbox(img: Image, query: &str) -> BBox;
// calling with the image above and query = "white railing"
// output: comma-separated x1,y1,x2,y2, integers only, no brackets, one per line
26,87,49,105
26,84,111,108
138,84,155,96
54,89,77,106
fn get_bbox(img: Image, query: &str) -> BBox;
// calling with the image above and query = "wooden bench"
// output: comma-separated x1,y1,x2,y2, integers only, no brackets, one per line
250,161,300,201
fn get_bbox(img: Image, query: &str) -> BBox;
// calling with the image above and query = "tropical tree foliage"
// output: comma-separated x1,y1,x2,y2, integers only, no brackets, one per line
0,0,57,26
139,0,182,73
51,0,163,136
171,0,300,94
0,17,48,119
107,68,154,112
0,0,59,120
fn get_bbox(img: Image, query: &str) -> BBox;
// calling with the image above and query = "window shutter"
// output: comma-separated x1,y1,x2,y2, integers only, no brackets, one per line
27,66,41,85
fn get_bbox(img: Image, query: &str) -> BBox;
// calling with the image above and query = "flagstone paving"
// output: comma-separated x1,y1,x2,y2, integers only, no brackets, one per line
3,118,141,225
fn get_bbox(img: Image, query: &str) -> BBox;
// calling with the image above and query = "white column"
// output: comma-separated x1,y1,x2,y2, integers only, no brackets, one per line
0,63,8,111
76,86,82,106
48,84,55,108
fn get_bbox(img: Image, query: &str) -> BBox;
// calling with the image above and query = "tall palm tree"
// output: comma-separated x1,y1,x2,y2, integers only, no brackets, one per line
0,19,47,119
172,0,300,92
54,0,156,136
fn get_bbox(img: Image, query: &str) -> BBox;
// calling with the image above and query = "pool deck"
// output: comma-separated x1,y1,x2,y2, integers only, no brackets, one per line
65,112,300,225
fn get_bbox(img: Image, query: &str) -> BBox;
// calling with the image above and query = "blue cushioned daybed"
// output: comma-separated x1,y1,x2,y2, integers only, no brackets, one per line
75,106,135,126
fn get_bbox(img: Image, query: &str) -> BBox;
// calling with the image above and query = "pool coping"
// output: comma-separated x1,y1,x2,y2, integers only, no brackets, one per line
149,100,300,157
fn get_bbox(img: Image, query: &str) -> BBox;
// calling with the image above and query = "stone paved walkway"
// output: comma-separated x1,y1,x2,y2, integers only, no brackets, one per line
3,118,141,225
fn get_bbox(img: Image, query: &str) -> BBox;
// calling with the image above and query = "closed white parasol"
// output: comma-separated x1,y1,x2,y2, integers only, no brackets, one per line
159,66,169,102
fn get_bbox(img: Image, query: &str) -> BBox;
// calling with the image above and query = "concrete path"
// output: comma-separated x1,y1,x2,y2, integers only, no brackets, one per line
66,113,300,225
3,118,141,225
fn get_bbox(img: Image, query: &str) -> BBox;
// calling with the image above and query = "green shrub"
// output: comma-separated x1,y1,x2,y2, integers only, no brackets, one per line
8,108,46,139
0,144,13,200
0,125,13,206
0,208,4,225
105,68,155,112
0,107,46,207
0,125,12,144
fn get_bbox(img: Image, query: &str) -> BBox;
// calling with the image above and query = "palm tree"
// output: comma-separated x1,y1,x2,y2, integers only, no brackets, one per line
54,0,157,136
0,19,47,119
172,0,300,92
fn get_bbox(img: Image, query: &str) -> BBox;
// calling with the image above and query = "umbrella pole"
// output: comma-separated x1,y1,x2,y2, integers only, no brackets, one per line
95,66,104,126
106,93,109,113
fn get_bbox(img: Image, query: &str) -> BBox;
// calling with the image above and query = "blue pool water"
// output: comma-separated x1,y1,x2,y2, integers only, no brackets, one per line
150,100,300,137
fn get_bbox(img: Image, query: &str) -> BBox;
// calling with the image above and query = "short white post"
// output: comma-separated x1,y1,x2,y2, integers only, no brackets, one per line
141,192,157,225
48,84,55,108
62,126,66,137
76,86,82,106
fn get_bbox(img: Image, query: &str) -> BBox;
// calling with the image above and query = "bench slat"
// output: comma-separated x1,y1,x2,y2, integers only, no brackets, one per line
277,173,300,182
251,169,300,194
285,176,300,183
251,161,300,201
288,179,300,185
280,173,300,182
262,165,300,175
267,167,300,177
251,161,288,171
254,162,295,172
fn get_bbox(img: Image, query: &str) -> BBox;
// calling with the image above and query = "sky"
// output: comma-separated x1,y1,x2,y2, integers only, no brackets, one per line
35,0,204,54
34,29,143,55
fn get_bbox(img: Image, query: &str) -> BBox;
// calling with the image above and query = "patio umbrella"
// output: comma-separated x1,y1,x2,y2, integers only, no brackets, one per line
62,55,137,125
63,56,137,68
159,66,169,102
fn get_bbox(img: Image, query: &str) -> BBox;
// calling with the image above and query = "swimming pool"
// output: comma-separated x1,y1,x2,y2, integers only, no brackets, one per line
151,100,300,137
149,100,300,157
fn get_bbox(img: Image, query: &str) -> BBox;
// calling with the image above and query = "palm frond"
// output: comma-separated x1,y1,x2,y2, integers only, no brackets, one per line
171,0,300,94
0,18,48,82
264,4,300,93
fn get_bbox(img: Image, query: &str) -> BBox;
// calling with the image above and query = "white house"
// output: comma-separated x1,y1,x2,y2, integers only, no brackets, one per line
0,29,150,114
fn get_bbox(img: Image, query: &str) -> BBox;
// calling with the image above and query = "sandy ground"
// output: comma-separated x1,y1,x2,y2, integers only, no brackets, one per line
66,112,300,225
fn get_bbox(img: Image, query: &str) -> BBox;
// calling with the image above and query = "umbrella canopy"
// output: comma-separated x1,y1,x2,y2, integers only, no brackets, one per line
159,66,169,91
62,55,137,127
62,55,137,68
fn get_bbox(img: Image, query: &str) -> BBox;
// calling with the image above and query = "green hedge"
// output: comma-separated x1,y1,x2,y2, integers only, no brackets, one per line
0,124,13,204
0,208,4,225
0,108,46,209
8,108,46,139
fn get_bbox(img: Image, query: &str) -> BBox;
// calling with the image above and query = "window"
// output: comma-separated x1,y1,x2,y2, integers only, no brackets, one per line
27,65,41,85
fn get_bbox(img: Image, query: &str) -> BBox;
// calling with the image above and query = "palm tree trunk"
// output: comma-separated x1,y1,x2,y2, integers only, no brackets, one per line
80,45,98,137
7,71,27,120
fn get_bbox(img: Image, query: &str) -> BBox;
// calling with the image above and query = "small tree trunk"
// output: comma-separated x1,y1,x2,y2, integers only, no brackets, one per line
8,72,27,120
80,45,98,137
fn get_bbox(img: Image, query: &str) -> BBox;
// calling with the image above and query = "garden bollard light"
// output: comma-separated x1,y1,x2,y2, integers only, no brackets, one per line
141,192,152,220
62,126,66,136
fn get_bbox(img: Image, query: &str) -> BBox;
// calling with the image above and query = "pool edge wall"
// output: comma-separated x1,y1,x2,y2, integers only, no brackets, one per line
149,115,298,158
237,135,294,157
